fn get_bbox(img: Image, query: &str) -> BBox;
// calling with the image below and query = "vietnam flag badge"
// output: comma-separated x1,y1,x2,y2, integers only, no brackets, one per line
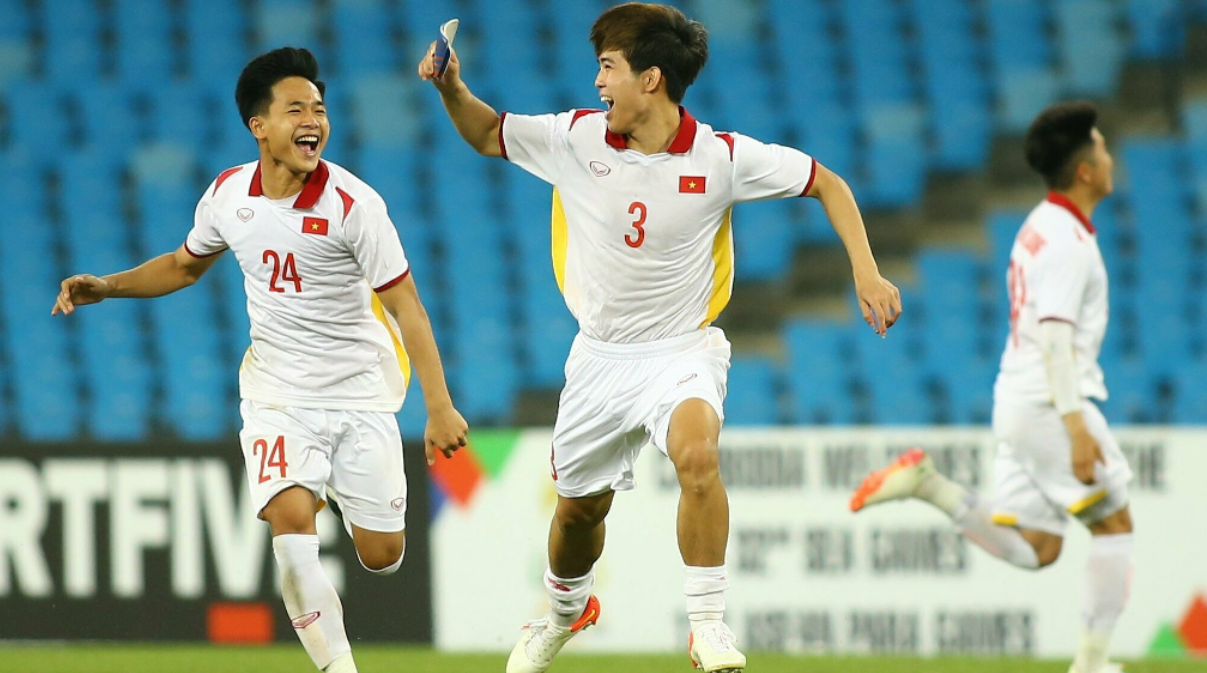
302,217,329,236
679,176,706,194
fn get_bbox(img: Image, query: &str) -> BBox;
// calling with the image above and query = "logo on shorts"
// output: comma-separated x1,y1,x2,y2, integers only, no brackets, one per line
678,373,698,386
550,444,558,481
589,161,612,177
291,611,321,629
390,497,405,511
237,208,254,222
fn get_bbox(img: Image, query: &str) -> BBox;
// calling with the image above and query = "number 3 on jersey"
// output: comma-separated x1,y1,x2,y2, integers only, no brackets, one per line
253,436,289,484
264,250,303,293
625,201,647,248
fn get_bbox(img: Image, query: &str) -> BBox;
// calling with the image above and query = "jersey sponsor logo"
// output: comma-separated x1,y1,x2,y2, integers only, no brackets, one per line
589,160,612,177
679,176,706,194
291,611,321,629
678,373,698,385
237,208,254,222
302,217,329,236
391,497,405,511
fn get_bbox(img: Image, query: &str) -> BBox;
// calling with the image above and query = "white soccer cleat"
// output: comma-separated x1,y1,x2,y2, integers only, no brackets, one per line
1068,663,1125,673
688,622,746,672
849,448,931,512
506,595,600,673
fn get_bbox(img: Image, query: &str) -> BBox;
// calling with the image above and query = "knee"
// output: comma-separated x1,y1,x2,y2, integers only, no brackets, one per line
357,536,406,575
1034,539,1063,568
673,439,721,494
556,498,610,531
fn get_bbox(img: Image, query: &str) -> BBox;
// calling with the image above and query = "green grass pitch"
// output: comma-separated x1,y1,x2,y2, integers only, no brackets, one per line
3,645,1204,673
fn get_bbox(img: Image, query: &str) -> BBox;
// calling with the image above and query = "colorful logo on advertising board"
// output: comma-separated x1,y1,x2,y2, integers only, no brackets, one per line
428,430,521,516
1148,594,1207,658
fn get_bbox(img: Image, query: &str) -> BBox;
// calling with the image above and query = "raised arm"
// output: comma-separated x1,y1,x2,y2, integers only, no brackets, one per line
376,275,468,464
806,163,903,336
418,43,502,157
52,245,221,315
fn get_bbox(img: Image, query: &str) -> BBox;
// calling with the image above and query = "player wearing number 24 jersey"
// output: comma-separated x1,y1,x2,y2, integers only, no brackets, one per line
851,101,1133,673
52,48,467,673
420,4,902,672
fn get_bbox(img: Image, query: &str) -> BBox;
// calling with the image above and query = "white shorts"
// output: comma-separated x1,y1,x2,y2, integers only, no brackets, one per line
550,327,731,498
990,397,1132,537
239,399,408,533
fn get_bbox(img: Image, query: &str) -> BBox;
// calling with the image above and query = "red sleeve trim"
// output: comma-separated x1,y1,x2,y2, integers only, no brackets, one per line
1039,316,1076,326
498,112,509,161
570,109,603,129
336,187,355,224
800,157,818,197
212,166,244,196
184,242,226,259
373,269,411,293
717,133,735,162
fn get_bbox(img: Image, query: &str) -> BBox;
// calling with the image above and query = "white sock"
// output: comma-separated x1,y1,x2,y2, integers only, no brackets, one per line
273,534,354,672
545,567,593,629
324,653,358,673
913,469,970,517
685,564,728,632
952,494,1041,570
1074,533,1133,672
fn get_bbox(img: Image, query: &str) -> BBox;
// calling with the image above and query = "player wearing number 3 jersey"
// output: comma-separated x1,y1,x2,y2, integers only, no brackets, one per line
52,48,467,673
420,4,901,672
851,101,1133,673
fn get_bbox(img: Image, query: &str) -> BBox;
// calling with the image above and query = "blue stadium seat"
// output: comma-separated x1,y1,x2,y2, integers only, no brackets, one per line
784,320,856,424
998,69,1061,133
1127,0,1184,59
727,356,781,426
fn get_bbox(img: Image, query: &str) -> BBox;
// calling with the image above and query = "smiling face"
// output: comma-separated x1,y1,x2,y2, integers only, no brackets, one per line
249,76,329,174
595,49,655,135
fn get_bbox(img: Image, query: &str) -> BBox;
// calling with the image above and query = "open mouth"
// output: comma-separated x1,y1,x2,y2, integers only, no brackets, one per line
295,135,320,157
601,95,614,111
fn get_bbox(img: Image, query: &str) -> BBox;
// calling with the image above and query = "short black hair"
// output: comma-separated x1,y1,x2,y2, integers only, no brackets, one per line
590,3,708,104
1024,101,1099,189
235,47,326,128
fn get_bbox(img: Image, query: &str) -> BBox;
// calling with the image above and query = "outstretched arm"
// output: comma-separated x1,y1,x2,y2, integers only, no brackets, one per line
418,43,502,157
52,245,221,315
376,275,468,465
806,164,903,335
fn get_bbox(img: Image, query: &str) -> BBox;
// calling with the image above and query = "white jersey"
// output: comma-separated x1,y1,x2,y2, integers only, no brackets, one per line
995,192,1109,404
185,160,412,412
500,107,816,343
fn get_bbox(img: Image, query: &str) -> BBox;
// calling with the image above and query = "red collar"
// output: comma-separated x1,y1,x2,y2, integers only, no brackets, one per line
249,160,330,209
604,106,698,154
1045,191,1096,234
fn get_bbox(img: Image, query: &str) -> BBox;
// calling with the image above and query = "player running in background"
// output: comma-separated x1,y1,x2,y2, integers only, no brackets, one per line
851,101,1132,673
419,4,901,671
52,47,468,673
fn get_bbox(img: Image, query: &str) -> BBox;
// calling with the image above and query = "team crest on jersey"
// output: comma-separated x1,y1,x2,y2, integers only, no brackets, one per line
589,161,611,177
391,497,405,511
237,208,254,222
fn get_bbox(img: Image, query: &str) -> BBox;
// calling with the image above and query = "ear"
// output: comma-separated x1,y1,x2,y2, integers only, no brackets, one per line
1075,158,1095,185
642,66,663,94
248,116,268,140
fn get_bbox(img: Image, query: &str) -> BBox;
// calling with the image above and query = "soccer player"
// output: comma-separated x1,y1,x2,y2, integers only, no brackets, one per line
419,4,901,671
52,48,468,673
850,101,1131,673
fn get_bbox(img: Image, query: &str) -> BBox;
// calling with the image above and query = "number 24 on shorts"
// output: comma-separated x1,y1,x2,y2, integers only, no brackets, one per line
253,436,289,483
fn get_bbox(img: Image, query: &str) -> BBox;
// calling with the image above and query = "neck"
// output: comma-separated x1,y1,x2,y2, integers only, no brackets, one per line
258,149,309,200
1058,184,1101,220
625,100,682,155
